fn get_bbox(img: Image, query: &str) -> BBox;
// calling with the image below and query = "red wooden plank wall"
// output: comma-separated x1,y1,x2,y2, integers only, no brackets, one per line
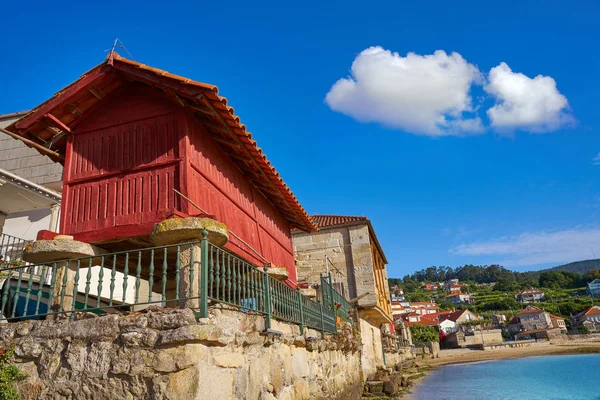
185,116,297,283
59,83,297,283
61,86,181,237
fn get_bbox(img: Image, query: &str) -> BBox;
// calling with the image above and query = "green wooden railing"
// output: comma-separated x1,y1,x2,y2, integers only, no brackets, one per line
321,273,353,324
0,230,351,336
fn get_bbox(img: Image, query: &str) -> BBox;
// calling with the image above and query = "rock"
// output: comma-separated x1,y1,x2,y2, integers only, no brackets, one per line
270,359,284,395
15,340,42,358
84,342,113,378
150,217,229,246
195,367,234,400
22,239,99,263
147,309,196,330
292,336,306,347
118,314,148,331
16,323,31,336
15,362,44,400
158,324,224,346
265,266,289,281
291,350,310,379
120,329,158,347
383,378,399,395
243,332,264,346
213,352,245,368
152,351,178,373
365,381,384,395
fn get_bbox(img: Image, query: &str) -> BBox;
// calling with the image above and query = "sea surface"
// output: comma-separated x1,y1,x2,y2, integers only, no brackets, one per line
411,354,600,400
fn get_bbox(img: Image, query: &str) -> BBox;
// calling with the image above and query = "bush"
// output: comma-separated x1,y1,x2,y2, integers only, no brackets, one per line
0,348,27,400
410,325,439,342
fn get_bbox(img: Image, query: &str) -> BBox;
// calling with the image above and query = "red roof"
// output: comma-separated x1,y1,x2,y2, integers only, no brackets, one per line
584,306,600,317
420,311,453,322
517,306,544,316
311,215,368,228
6,52,316,232
445,292,469,298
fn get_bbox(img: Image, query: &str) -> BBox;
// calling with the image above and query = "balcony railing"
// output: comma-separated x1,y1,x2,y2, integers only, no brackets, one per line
0,230,350,335
0,233,32,268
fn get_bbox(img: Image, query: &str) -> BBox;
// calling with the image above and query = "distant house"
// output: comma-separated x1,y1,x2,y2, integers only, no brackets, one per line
445,279,459,290
409,301,439,316
422,283,440,291
445,292,471,306
391,298,411,316
509,305,567,339
516,288,545,303
491,314,507,327
588,279,600,299
397,311,422,325
571,306,600,333
420,311,456,333
448,284,462,293
549,314,567,332
515,306,552,331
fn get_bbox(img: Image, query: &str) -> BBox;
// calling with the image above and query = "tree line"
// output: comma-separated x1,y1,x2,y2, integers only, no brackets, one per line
390,264,600,293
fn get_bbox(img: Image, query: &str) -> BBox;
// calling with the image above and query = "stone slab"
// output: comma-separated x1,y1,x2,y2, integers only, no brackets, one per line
23,239,99,263
150,217,229,246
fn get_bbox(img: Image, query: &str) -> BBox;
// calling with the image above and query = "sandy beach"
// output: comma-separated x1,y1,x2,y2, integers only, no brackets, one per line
425,341,600,366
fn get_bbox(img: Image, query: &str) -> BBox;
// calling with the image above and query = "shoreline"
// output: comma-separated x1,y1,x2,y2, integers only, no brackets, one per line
401,341,600,399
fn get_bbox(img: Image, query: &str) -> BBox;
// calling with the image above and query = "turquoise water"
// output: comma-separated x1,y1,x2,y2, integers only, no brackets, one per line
412,354,600,400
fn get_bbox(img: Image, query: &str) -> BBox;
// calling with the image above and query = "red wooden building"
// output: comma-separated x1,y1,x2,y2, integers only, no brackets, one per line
6,53,316,284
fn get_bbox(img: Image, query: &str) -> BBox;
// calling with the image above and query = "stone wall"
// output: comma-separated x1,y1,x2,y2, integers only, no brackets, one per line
357,317,384,378
0,115,63,189
0,306,364,400
292,224,381,311
445,329,504,348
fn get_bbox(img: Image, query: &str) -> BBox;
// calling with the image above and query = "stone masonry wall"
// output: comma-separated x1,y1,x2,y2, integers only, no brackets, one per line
0,305,363,400
0,115,63,189
292,224,378,309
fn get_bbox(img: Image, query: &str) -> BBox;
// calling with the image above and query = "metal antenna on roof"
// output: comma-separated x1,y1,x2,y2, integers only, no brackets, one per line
105,38,136,60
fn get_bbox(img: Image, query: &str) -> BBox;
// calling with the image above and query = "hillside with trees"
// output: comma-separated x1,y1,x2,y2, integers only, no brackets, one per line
546,259,600,274
389,263,600,319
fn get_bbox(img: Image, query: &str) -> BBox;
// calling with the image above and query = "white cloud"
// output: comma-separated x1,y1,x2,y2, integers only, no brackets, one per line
485,62,573,131
593,153,600,165
325,47,484,136
326,47,574,136
451,227,600,267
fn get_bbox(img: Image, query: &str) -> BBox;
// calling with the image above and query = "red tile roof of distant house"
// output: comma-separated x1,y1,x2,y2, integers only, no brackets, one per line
584,306,600,316
517,306,545,316
420,311,453,322
445,292,469,298
549,314,564,320
5,52,317,232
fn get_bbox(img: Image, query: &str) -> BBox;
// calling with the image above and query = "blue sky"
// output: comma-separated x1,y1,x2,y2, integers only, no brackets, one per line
1,1,599,276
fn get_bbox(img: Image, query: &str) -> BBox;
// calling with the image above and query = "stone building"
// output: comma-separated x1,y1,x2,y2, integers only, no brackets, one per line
292,215,394,377
0,112,62,258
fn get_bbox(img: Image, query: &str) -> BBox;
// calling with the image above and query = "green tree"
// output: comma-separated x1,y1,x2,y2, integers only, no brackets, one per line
410,325,439,342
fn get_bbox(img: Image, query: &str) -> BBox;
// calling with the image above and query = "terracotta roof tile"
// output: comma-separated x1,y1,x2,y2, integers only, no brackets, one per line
311,215,368,228
6,53,316,232
584,306,600,316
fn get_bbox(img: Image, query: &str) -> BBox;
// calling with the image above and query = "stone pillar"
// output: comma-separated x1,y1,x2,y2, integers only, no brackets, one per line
150,217,229,310
22,236,99,317
49,204,60,233
176,241,201,308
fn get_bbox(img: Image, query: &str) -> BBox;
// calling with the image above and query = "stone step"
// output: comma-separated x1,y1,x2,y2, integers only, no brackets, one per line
364,380,384,395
